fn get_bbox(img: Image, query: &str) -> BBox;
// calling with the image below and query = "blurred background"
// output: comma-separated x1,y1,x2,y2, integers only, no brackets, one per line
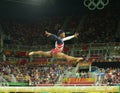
0,0,120,92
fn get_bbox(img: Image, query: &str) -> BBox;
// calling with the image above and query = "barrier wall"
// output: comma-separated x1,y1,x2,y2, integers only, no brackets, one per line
2,82,29,86
62,78,95,84
92,62,120,68
0,86,119,93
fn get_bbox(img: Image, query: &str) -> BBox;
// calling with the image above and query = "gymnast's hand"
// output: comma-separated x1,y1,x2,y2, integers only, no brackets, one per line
74,32,79,38
45,31,51,37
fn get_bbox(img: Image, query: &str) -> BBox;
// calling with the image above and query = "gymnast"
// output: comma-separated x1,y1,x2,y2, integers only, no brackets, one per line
29,30,83,62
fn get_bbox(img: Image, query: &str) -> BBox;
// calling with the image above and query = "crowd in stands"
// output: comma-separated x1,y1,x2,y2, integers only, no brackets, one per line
79,11,118,43
102,68,120,85
1,11,118,46
76,71,90,78
0,57,120,86
0,61,71,86
1,16,65,46
0,11,120,87
96,67,120,86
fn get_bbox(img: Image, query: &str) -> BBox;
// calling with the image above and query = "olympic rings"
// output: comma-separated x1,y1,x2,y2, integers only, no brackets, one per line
84,0,109,10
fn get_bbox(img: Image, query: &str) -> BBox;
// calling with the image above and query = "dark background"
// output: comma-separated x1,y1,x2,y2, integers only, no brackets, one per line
0,0,120,22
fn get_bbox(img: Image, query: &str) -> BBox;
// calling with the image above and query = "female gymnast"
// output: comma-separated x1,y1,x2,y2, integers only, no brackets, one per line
29,30,83,62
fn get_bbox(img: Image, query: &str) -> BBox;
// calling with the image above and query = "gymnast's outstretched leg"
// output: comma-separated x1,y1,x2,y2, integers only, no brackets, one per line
29,51,83,62
29,51,51,57
54,52,83,62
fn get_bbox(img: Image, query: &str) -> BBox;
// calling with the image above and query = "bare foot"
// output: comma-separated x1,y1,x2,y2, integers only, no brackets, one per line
67,57,83,62
29,52,34,56
76,57,83,62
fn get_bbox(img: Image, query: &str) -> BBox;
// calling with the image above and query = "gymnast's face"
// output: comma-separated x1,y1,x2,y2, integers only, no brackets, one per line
59,32,65,38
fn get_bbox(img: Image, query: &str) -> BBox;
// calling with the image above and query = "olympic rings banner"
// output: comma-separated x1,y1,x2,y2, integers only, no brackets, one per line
84,0,109,10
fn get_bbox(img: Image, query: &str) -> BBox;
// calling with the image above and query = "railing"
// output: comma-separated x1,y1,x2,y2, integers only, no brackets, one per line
3,42,120,51
1,42,120,62
3,44,52,51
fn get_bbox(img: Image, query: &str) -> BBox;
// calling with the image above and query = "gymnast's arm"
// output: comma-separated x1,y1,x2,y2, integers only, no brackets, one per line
62,33,79,41
62,35,75,41
45,31,62,44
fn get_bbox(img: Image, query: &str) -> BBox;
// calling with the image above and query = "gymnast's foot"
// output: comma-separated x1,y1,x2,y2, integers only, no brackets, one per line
76,57,83,62
67,57,83,62
29,52,34,56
